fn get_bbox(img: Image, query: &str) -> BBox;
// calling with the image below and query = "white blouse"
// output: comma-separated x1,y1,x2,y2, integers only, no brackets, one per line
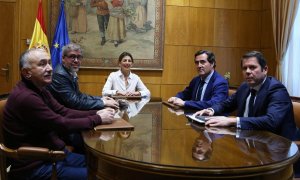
102,70,151,97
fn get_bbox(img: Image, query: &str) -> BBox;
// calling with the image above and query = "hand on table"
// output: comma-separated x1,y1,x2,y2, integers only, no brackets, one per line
97,108,116,124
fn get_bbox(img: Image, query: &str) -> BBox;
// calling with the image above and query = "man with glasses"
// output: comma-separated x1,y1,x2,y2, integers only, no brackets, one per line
48,43,119,153
167,50,228,110
48,43,119,110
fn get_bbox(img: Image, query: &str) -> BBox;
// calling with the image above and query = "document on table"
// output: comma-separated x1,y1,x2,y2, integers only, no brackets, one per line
186,114,208,124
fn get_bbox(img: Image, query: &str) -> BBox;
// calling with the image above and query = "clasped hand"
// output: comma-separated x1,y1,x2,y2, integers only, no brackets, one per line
116,91,141,96
97,108,116,124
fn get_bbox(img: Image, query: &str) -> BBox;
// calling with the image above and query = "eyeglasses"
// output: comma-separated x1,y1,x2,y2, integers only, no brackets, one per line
65,54,83,61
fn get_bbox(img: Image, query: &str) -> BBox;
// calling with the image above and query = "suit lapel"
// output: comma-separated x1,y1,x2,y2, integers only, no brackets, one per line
252,77,270,115
202,71,216,100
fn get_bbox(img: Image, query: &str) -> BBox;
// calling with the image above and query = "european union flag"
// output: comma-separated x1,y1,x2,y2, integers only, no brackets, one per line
50,0,70,69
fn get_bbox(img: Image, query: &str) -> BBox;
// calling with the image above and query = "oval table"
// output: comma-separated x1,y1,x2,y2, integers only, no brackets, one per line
82,100,299,180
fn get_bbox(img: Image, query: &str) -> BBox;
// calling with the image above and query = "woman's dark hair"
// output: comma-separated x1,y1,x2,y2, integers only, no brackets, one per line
118,52,134,63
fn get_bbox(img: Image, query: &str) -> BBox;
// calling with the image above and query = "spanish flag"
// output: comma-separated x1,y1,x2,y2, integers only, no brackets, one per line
29,0,49,53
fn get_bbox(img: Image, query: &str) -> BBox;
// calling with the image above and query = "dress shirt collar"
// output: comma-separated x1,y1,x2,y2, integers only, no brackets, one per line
201,70,214,84
117,69,132,79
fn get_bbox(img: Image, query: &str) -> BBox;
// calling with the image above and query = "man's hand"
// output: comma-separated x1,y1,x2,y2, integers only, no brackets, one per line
97,108,116,124
167,97,176,103
194,108,214,116
173,98,185,107
204,116,237,127
102,97,119,109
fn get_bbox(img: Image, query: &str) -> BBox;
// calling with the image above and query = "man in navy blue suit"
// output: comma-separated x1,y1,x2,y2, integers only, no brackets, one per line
194,51,298,140
168,50,229,110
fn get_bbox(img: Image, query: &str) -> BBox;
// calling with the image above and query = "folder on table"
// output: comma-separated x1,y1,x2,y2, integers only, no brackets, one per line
94,118,134,131
112,95,142,100
162,101,181,110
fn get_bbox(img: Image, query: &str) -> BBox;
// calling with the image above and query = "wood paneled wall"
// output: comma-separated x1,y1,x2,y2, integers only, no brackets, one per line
4,0,275,99
78,0,275,100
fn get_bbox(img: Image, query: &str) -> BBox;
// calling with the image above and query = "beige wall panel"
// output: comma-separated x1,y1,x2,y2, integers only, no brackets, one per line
146,84,161,97
190,0,215,8
165,0,189,6
78,69,109,83
215,0,238,9
213,47,241,86
213,9,238,47
261,10,273,48
261,48,276,77
238,0,262,10
132,70,162,84
263,0,271,10
190,46,215,56
20,0,48,39
165,6,190,45
79,82,103,96
162,46,195,84
189,7,214,46
161,84,187,100
237,11,261,48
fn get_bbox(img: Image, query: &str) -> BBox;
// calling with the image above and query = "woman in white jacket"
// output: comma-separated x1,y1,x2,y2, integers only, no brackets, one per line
102,52,150,97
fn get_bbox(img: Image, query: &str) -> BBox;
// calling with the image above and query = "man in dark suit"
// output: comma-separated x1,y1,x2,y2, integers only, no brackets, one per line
194,51,298,140
168,50,229,109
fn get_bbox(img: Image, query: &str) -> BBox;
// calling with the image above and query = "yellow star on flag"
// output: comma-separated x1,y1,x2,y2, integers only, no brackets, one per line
54,42,59,48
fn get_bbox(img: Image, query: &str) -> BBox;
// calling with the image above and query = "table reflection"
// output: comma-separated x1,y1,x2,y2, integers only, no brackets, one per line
83,99,299,179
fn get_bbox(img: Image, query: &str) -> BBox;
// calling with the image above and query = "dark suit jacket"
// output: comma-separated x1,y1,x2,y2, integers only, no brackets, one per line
47,64,105,110
212,76,297,140
176,71,229,110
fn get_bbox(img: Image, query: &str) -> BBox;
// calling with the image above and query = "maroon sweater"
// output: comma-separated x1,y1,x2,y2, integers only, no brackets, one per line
3,80,102,173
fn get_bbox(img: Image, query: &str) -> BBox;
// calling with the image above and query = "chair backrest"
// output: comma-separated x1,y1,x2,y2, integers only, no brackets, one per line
0,98,65,180
293,101,300,129
0,98,8,179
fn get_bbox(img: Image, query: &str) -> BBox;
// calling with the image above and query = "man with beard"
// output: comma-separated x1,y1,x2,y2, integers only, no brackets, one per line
194,51,298,140
48,43,119,153
167,50,229,110
48,43,119,110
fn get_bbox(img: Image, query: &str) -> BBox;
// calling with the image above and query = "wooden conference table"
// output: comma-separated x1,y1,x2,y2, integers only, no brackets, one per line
82,97,299,180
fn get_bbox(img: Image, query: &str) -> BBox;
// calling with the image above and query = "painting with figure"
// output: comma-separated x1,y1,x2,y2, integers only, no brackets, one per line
59,0,164,70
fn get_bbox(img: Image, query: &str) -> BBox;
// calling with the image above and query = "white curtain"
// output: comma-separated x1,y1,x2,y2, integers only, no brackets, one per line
282,3,300,97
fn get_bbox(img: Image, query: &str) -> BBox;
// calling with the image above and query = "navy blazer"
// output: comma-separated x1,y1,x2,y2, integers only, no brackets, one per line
212,76,297,140
176,71,229,110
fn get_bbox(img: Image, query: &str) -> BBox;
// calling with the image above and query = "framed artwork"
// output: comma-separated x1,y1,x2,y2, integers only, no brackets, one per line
50,0,165,70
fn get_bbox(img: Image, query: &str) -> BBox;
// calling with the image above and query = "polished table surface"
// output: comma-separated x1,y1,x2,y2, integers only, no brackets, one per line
82,98,299,180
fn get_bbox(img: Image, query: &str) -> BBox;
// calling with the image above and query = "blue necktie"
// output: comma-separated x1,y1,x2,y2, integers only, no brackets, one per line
195,80,205,101
248,89,257,117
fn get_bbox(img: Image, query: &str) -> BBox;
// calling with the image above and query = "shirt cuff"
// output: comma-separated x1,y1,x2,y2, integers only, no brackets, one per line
113,90,118,95
236,117,241,128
